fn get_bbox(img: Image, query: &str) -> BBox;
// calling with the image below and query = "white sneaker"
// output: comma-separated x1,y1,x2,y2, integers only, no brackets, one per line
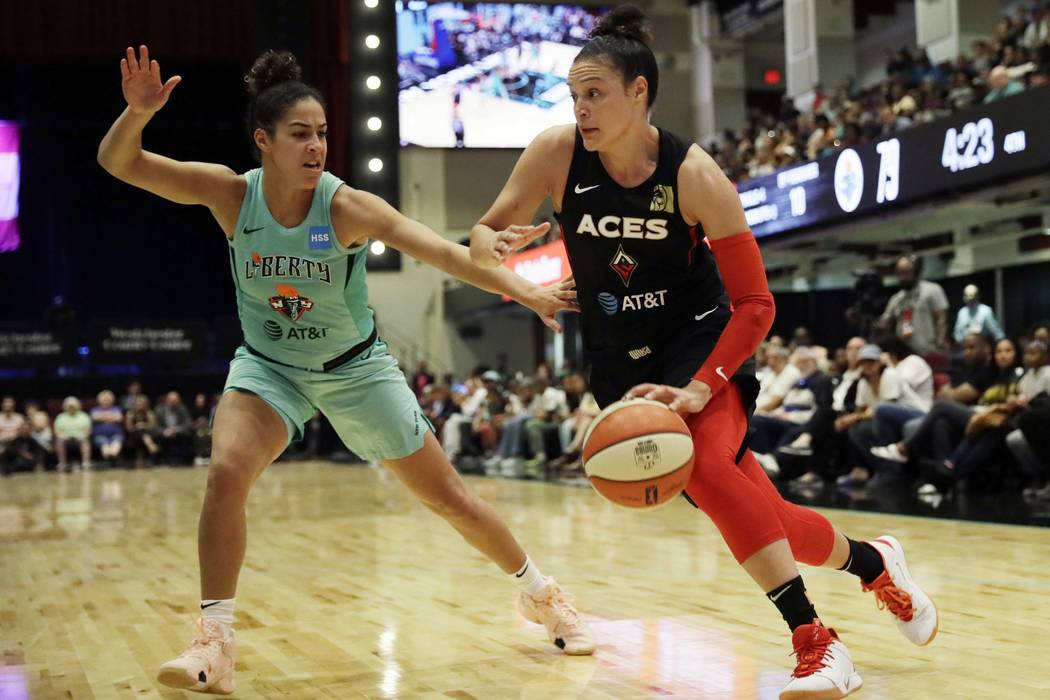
870,444,907,463
755,452,781,477
862,535,939,646
518,577,596,655
780,621,862,699
157,618,236,694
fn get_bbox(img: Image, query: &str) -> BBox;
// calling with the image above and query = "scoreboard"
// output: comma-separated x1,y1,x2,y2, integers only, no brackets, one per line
739,86,1050,238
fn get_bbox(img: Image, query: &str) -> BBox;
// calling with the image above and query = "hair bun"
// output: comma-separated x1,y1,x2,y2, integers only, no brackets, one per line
245,50,303,97
591,5,651,45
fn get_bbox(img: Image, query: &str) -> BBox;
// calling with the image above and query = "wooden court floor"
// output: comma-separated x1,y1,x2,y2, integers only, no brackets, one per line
2,462,1049,699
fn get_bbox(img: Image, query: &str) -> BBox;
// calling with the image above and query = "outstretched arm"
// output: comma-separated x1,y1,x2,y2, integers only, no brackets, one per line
97,46,242,224
332,187,577,332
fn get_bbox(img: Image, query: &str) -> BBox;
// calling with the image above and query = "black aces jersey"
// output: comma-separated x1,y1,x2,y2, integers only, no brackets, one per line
555,127,757,408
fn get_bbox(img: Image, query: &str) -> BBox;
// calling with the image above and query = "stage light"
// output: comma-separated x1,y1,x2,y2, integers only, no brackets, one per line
368,158,384,172
370,240,386,255
367,117,382,131
365,34,380,49
364,0,379,7
366,75,381,90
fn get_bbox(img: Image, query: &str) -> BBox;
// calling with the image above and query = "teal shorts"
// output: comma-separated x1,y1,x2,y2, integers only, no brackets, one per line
223,340,429,461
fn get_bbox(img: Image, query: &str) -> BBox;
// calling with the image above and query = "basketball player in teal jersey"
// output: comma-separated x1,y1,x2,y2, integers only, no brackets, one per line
99,46,594,695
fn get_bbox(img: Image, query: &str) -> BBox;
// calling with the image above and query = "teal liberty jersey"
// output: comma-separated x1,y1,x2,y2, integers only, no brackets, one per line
228,168,375,369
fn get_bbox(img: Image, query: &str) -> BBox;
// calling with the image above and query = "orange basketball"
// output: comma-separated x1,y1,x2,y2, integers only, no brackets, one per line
581,399,695,508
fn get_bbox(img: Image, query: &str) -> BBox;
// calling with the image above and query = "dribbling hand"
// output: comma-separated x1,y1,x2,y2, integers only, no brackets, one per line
121,45,181,115
624,380,713,414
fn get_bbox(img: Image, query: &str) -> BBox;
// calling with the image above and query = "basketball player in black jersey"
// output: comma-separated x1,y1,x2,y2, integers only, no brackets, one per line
470,6,937,699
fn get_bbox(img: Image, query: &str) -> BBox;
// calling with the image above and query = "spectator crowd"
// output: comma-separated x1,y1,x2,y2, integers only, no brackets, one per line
713,3,1050,183
0,384,216,474
4,257,1048,509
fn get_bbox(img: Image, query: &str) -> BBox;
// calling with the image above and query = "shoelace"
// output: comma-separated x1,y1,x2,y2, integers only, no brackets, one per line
867,580,914,621
790,631,832,678
181,622,227,663
537,588,581,627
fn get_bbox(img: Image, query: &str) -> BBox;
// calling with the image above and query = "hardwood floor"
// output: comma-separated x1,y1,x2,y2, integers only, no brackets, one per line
2,462,1048,699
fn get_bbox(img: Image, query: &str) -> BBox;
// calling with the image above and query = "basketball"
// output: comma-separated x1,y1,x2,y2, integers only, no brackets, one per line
581,399,695,508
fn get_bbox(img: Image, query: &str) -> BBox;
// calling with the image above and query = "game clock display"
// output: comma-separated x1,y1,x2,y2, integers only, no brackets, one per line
739,86,1050,238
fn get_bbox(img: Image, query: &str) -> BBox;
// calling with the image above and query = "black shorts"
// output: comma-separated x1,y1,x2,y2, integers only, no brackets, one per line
585,324,759,409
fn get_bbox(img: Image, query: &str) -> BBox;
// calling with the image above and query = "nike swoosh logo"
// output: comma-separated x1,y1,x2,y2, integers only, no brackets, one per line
694,306,718,322
574,184,600,194
243,226,265,235
716,366,728,382
200,601,222,609
515,563,529,578
769,583,792,602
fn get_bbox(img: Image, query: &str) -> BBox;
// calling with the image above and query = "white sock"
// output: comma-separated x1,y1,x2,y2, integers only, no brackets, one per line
512,556,548,596
200,599,235,635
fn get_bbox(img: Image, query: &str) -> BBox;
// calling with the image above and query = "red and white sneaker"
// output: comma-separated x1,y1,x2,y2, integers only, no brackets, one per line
518,577,596,655
780,621,862,700
863,535,939,646
157,618,236,695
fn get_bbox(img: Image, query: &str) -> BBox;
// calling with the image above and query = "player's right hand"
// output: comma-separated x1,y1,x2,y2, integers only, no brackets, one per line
121,45,181,115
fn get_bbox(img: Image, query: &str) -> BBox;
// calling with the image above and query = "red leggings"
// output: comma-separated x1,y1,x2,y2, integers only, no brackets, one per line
683,382,835,566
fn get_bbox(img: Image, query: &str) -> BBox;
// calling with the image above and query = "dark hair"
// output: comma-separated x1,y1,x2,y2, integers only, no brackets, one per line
575,6,658,108
873,334,914,360
244,50,325,162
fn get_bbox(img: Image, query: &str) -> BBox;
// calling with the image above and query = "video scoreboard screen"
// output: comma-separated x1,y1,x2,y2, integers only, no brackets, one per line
739,86,1050,238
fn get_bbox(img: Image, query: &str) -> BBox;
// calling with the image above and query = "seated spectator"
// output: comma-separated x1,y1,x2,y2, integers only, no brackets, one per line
121,380,145,413
24,401,54,468
953,284,1004,343
936,339,1050,490
523,376,570,477
471,371,514,457
484,379,540,474
155,391,194,465
940,333,998,403
778,339,864,485
421,383,459,440
870,336,1021,473
881,336,934,406
54,396,93,471
837,344,929,488
865,336,935,450
551,372,600,474
984,65,1024,102
0,397,28,475
756,345,801,412
190,393,213,466
90,390,125,468
0,396,25,446
125,395,160,468
750,348,832,479
1,421,43,474
442,373,490,459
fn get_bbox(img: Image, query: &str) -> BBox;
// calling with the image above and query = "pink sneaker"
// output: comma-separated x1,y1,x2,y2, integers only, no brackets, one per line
517,577,596,655
157,618,236,695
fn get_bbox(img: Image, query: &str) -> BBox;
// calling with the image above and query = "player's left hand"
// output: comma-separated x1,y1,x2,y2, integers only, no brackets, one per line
625,380,713,414
523,275,578,333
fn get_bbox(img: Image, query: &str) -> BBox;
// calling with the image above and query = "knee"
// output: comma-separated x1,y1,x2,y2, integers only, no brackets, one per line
205,456,257,502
